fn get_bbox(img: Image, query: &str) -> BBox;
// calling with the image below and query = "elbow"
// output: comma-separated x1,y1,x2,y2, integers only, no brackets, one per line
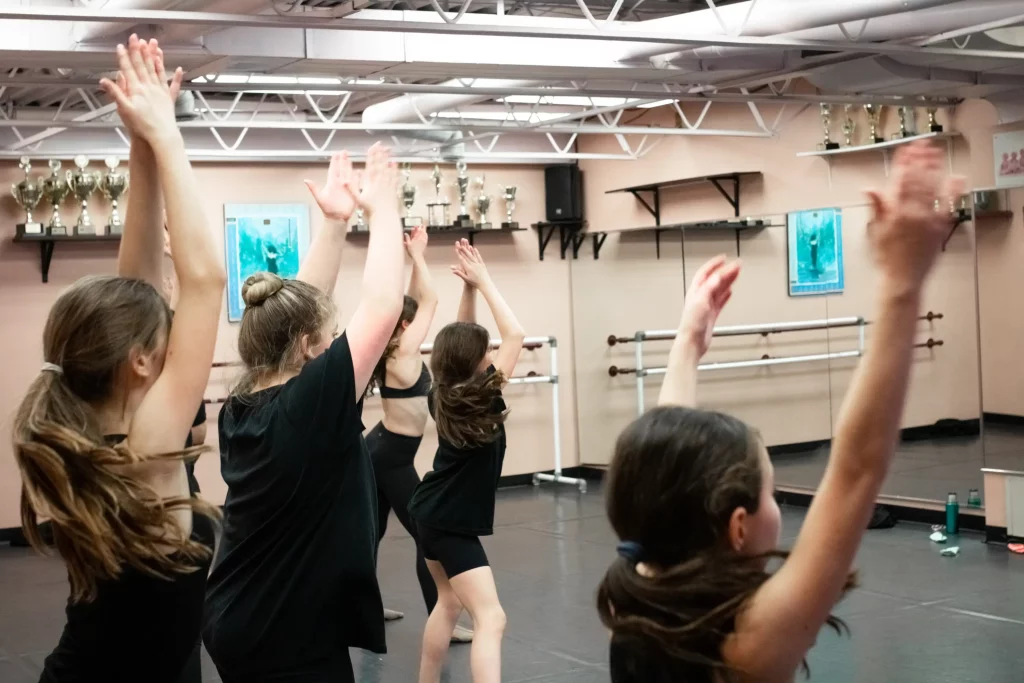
181,264,227,293
506,328,526,345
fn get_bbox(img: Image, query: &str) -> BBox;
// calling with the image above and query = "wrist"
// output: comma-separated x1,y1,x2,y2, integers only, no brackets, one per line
149,129,186,159
673,336,704,364
877,276,923,308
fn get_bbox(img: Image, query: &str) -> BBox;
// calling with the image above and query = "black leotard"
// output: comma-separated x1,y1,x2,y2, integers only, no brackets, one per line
378,361,431,400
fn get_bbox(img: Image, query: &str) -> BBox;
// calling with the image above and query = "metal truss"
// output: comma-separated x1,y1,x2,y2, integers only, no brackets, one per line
3,6,1024,63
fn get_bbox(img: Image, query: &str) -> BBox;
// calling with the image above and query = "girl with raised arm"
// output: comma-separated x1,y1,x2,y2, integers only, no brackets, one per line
365,226,475,641
408,239,525,683
202,144,405,683
598,140,963,683
14,36,225,683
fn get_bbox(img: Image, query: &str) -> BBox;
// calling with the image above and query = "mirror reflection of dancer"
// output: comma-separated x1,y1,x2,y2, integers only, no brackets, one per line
408,240,525,683
808,227,819,275
14,35,225,683
366,225,474,643
598,141,963,683
203,143,404,683
261,239,280,275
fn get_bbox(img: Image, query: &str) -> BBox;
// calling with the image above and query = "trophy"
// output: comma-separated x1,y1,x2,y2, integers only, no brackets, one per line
863,104,884,144
100,157,129,235
426,163,450,228
819,104,839,150
11,157,43,236
453,160,473,228
501,185,518,229
895,106,917,139
66,155,101,235
841,105,855,147
41,159,71,236
473,176,491,230
400,163,422,228
353,206,368,231
927,106,943,133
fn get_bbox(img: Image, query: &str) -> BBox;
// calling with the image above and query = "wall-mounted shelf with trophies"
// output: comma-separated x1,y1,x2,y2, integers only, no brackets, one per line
346,225,525,247
12,231,121,283
797,131,961,183
532,221,608,261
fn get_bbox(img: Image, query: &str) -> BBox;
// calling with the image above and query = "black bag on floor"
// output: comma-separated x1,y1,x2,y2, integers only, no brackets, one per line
867,505,897,529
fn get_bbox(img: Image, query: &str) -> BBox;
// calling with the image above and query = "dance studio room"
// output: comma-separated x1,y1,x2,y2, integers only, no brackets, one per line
2,1,1024,682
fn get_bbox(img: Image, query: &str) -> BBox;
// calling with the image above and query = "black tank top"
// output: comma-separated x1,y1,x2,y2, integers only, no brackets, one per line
379,361,431,400
39,435,214,683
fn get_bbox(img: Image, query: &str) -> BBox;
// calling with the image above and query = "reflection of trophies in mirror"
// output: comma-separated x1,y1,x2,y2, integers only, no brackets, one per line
863,104,884,144
66,155,101,235
473,176,491,230
453,160,474,228
11,156,44,236
927,106,943,133
400,162,422,229
501,186,518,229
818,104,839,150
895,106,917,139
42,159,71,236
841,105,855,147
426,163,450,228
100,157,129,235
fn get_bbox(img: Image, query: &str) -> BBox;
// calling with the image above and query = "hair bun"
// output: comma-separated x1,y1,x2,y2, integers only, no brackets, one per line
242,272,285,307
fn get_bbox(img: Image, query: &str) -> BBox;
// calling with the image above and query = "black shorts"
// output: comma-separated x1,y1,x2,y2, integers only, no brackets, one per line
366,422,423,470
417,524,489,579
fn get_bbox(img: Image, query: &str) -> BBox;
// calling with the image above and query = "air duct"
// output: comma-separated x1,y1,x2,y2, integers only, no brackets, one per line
360,0,958,126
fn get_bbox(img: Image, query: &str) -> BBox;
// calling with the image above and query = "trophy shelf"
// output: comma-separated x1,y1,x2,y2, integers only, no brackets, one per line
12,232,121,283
346,224,525,247
795,131,961,158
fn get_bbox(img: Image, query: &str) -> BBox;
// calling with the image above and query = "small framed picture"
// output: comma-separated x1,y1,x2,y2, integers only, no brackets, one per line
787,207,844,297
224,204,310,322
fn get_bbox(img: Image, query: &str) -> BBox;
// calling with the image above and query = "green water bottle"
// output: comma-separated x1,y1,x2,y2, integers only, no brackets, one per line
946,492,959,535
968,488,982,507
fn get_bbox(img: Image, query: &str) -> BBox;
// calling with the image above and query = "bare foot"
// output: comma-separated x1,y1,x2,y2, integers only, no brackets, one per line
450,624,474,643
383,608,404,621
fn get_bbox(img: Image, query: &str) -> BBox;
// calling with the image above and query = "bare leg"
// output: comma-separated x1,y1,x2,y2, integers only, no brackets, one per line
418,559,463,683
450,566,505,683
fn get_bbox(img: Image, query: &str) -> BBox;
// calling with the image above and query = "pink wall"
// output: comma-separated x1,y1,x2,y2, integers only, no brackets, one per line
0,162,578,528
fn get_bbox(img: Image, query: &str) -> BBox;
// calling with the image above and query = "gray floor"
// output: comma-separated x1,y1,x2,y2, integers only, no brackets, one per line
774,424,1024,502
1,486,1024,682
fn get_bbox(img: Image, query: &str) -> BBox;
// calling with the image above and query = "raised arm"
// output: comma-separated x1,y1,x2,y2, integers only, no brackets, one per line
658,255,740,409
398,225,439,355
116,38,180,289
451,240,524,378
726,142,964,681
457,282,476,323
344,143,405,397
101,37,225,457
297,151,359,294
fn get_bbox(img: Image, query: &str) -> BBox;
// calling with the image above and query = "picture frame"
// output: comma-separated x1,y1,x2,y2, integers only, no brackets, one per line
787,207,844,297
224,203,311,322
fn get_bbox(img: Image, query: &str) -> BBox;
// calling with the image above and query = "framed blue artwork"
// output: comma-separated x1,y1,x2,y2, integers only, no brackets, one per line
787,207,844,297
224,203,311,322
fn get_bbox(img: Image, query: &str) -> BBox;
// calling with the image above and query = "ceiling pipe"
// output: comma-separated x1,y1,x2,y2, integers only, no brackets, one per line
655,0,1023,66
361,0,957,125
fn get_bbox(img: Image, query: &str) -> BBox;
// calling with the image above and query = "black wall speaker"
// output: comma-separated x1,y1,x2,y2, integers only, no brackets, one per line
544,164,584,222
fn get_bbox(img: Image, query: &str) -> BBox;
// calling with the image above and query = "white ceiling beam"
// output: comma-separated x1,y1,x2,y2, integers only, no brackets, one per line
6,102,117,151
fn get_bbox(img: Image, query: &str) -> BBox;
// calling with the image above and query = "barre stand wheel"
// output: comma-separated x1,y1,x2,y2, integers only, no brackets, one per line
577,480,587,494
532,474,541,487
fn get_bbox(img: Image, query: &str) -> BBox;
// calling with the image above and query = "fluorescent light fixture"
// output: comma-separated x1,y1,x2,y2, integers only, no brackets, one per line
499,95,628,107
636,99,678,109
433,110,564,122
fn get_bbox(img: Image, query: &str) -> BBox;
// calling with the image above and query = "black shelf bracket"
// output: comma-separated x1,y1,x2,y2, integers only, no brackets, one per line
38,240,56,284
533,221,605,260
709,175,743,217
943,209,971,251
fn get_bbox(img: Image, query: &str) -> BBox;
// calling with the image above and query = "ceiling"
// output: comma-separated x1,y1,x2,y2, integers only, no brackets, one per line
0,0,1020,162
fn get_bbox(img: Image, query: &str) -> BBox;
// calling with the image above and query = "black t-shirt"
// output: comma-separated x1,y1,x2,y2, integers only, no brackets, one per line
40,435,214,683
408,366,506,536
184,403,206,495
203,333,385,681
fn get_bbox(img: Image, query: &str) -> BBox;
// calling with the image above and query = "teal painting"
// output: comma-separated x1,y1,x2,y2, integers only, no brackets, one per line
787,208,844,297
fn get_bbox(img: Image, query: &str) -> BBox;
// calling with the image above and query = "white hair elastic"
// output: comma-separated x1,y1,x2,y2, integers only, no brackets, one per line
41,362,64,375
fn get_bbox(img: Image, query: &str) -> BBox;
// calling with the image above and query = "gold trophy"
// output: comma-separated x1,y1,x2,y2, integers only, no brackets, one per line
66,155,101,235
400,163,422,228
501,186,518,229
11,156,43,236
453,160,473,228
473,176,491,230
42,159,71,236
100,157,129,235
426,163,450,228
863,104,884,144
927,106,943,133
819,104,839,150
841,105,855,147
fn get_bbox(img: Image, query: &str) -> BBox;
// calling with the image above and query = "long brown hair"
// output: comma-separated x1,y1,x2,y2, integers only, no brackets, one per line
366,295,419,398
430,321,507,449
13,275,219,603
597,407,855,682
234,272,336,396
